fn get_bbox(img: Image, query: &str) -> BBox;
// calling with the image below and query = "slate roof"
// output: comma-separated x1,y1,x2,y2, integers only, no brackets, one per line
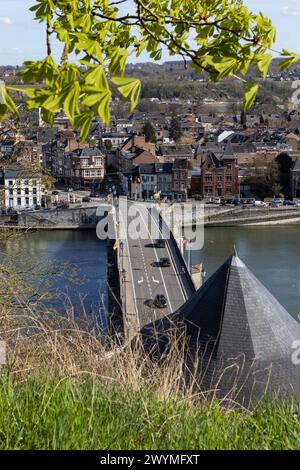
141,255,300,407
292,157,300,172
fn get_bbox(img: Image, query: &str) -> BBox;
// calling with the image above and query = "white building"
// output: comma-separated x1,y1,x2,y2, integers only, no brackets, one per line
0,167,42,210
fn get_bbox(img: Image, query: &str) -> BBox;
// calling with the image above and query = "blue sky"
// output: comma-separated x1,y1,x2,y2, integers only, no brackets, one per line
0,0,299,65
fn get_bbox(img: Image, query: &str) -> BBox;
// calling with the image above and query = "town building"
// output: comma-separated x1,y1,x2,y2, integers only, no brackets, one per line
199,146,239,199
0,166,42,210
71,148,106,191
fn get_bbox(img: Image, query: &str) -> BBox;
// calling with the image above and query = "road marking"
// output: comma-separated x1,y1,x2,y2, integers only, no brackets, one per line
152,277,160,284
139,207,174,313
150,207,187,302
138,278,144,285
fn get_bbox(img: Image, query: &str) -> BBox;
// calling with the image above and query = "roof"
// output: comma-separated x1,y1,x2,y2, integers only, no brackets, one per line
222,143,236,160
79,147,104,157
141,254,300,406
173,158,188,170
292,157,300,171
159,144,193,157
0,165,42,179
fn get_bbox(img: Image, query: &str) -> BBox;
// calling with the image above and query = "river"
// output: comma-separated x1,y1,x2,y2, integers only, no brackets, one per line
1,230,108,326
188,225,300,319
2,226,300,322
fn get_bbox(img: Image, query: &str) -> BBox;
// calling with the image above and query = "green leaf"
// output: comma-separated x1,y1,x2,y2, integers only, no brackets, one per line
112,77,141,112
63,82,80,119
279,52,300,71
96,90,111,126
0,83,19,117
73,111,93,142
257,53,273,78
243,83,259,111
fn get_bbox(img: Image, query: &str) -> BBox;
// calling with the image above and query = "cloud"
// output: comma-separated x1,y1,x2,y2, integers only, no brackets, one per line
281,3,300,16
0,16,12,26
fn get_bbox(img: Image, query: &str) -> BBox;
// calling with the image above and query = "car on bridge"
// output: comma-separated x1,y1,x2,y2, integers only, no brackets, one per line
153,294,168,309
158,257,171,268
155,239,166,248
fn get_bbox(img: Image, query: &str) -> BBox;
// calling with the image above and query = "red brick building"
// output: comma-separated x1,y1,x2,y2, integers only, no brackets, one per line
200,147,239,199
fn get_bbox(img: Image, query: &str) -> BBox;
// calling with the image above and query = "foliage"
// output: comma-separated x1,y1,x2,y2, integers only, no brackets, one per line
245,160,282,199
0,1,298,140
276,152,294,197
142,121,157,143
170,114,183,142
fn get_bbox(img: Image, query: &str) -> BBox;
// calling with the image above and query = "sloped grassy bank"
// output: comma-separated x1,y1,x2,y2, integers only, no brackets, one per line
0,374,299,450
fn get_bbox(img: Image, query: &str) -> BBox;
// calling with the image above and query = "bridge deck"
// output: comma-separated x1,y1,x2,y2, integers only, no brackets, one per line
119,202,195,336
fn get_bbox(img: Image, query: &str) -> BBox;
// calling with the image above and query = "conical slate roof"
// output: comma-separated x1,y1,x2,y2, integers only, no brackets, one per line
141,255,300,406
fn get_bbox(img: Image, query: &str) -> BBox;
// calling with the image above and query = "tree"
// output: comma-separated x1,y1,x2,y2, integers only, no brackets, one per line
0,1,298,141
170,115,183,143
142,121,156,143
276,152,293,197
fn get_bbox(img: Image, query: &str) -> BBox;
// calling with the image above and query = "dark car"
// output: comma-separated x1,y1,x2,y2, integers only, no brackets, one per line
52,190,59,196
156,239,166,248
159,257,171,268
153,294,168,309
283,200,296,206
57,203,69,209
82,196,92,203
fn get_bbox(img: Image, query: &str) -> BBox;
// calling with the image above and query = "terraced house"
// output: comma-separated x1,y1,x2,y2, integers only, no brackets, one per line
0,166,42,210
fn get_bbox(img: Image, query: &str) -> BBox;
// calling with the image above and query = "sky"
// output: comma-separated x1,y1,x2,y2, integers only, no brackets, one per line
0,0,300,65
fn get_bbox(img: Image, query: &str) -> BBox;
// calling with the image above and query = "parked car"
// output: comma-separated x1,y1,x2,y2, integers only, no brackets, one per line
253,200,267,207
272,198,284,206
52,190,59,196
153,294,168,309
57,203,70,209
82,196,92,203
284,200,297,206
155,239,166,248
159,257,171,268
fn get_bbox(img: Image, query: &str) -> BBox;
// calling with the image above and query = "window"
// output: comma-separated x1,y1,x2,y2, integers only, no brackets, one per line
226,164,232,170
82,159,89,167
205,174,213,183
32,180,37,186
17,188,21,195
24,180,29,186
95,158,102,166
33,197,37,205
33,188,37,195
217,176,223,182
8,180,13,186
84,170,90,177
25,197,29,206
9,189,13,196
17,197,21,206
226,175,232,183
25,188,29,195
226,187,232,194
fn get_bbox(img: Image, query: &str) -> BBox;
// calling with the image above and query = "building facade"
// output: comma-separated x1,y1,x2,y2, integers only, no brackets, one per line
200,149,239,199
0,167,42,210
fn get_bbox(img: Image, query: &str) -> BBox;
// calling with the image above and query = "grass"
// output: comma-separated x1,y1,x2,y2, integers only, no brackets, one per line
0,375,299,450
0,252,299,451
